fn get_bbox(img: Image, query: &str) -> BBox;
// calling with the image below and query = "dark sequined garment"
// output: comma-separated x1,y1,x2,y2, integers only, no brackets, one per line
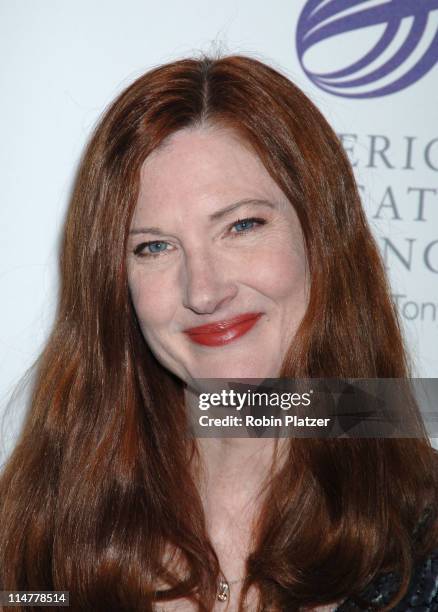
335,548,438,611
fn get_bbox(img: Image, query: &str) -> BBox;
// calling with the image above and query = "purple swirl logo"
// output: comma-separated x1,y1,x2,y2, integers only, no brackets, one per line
296,0,438,98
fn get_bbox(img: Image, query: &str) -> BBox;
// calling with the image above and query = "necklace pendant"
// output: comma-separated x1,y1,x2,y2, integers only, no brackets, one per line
217,578,230,602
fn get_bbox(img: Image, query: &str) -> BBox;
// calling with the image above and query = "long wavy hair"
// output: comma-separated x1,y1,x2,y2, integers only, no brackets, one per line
1,55,437,612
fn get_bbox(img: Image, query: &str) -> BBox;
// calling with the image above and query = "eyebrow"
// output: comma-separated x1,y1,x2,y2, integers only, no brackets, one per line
129,198,276,235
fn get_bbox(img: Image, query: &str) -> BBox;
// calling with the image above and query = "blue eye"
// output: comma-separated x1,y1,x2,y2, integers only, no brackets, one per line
147,241,168,253
133,241,170,257
231,217,266,234
234,219,255,232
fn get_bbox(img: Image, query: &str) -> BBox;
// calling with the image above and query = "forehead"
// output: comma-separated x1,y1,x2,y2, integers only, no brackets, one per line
133,126,290,225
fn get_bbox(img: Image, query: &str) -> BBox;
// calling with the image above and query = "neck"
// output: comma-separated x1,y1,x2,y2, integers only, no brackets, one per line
184,385,288,580
184,384,282,503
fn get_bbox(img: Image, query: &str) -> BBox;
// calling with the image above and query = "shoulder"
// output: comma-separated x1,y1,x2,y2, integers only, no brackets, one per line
337,548,438,611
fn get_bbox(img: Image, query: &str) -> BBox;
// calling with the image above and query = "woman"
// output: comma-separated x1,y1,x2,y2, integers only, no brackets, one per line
0,54,437,611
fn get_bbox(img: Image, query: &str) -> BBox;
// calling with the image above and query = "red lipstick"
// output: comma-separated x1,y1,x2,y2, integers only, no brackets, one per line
184,313,262,347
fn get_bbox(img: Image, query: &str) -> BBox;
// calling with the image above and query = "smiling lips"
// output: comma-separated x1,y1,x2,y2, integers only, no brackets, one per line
183,313,263,347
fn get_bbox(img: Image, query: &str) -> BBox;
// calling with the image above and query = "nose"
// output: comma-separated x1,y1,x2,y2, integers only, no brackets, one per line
181,249,238,315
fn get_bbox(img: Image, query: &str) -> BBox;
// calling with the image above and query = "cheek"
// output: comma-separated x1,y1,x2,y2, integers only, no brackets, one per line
247,241,307,302
128,272,177,340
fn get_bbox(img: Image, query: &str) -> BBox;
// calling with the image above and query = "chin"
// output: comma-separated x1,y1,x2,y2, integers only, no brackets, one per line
188,359,280,381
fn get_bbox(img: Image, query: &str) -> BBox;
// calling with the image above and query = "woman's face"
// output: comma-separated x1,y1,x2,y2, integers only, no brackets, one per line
127,126,308,384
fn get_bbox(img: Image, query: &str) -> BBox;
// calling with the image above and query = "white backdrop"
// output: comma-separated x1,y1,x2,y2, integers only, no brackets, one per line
1,0,437,461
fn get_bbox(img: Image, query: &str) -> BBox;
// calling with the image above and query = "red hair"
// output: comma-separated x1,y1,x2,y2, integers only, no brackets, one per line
1,55,437,611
